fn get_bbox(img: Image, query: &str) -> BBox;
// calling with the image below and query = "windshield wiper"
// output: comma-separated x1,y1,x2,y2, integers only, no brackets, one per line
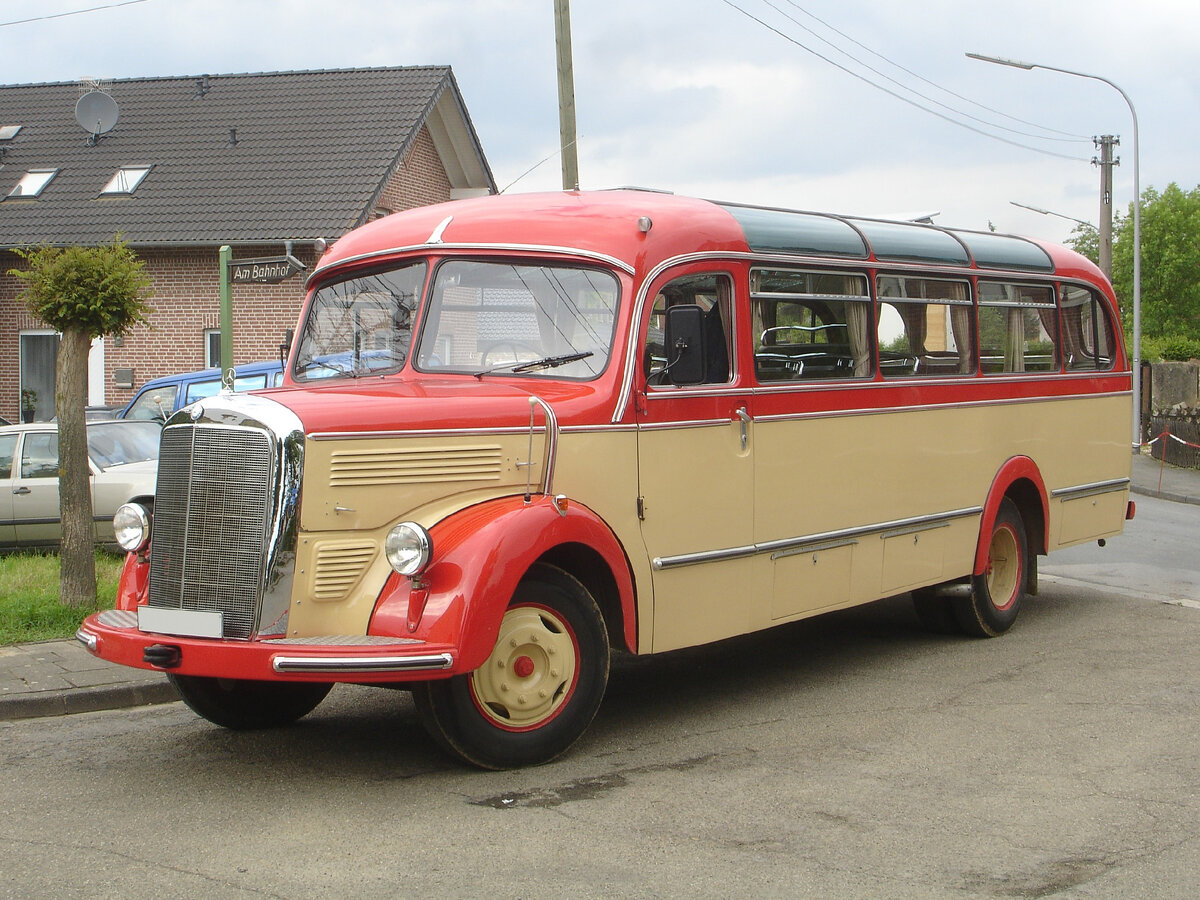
473,351,593,379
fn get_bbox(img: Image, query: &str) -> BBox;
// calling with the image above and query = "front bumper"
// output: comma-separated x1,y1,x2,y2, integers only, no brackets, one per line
77,609,457,683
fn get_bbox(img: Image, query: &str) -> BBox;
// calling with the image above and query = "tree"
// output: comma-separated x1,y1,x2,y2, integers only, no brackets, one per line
1101,184,1200,343
8,240,153,607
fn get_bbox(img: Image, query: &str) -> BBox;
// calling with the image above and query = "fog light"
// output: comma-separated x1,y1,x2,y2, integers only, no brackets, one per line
113,503,151,553
385,522,432,576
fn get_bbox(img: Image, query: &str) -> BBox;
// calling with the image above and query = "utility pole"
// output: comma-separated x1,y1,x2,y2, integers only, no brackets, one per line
553,0,580,191
1093,134,1118,280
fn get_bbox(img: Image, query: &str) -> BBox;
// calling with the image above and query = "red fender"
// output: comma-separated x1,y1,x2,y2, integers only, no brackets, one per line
975,456,1049,575
370,494,637,671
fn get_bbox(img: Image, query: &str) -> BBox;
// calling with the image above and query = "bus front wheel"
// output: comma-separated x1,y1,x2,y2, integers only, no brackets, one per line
413,563,610,769
168,674,332,729
956,498,1027,637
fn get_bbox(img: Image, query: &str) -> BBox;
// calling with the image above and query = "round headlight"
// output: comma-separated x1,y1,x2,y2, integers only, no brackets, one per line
385,522,432,576
113,503,151,553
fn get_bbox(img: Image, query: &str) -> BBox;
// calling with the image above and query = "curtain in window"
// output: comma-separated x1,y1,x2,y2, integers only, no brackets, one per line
845,300,871,376
951,305,973,374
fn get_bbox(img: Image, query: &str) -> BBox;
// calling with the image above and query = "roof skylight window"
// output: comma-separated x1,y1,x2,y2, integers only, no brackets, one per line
0,125,22,141
101,166,152,195
6,169,58,198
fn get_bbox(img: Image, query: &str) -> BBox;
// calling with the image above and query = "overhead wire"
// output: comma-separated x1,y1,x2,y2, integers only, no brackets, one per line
1,0,151,29
770,0,1090,143
719,0,1091,163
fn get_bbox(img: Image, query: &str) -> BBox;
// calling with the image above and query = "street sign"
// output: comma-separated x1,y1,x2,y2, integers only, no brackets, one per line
229,255,306,284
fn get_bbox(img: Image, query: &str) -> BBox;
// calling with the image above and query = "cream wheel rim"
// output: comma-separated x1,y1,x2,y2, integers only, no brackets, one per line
469,605,579,730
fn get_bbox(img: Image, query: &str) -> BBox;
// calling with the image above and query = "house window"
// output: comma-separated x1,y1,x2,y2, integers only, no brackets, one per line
6,169,58,199
101,166,152,195
205,330,221,369
0,125,22,141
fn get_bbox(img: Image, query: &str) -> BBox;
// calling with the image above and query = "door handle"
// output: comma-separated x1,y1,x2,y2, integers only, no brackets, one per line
13,486,31,495
735,407,752,451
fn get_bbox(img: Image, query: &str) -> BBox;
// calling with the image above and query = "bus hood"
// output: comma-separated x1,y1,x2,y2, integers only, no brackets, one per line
249,377,599,435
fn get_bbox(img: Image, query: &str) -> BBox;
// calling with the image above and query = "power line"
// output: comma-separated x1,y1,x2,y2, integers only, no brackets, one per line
776,0,1091,142
0,0,151,29
720,0,1090,163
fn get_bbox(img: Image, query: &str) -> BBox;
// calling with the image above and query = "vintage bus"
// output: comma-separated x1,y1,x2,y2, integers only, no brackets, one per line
78,190,1134,768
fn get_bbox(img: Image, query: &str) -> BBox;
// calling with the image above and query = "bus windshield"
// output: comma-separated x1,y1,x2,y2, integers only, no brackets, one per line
293,261,427,381
414,260,619,379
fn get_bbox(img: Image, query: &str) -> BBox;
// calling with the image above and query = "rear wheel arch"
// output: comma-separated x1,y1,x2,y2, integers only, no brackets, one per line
976,458,1047,577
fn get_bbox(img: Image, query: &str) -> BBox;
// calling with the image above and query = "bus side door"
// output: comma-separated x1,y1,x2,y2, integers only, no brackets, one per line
633,269,757,652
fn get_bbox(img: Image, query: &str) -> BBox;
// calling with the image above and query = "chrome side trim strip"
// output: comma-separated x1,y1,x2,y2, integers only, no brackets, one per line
272,652,455,674
1051,478,1131,501
653,506,983,571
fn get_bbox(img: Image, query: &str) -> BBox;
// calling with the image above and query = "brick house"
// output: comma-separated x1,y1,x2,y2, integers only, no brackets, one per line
0,66,495,422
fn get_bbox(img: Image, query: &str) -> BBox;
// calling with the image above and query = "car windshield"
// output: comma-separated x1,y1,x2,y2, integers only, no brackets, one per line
86,421,161,468
293,262,427,381
415,260,619,379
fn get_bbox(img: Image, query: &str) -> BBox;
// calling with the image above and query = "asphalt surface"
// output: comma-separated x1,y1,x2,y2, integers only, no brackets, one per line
2,451,1196,722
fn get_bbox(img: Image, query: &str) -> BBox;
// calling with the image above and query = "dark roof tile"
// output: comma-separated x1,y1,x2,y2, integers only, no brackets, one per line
0,66,491,247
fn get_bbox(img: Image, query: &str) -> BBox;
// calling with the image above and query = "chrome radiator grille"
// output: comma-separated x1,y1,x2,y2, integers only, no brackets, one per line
148,424,274,639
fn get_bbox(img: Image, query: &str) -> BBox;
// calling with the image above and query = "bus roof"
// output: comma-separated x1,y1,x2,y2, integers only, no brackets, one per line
311,189,1104,285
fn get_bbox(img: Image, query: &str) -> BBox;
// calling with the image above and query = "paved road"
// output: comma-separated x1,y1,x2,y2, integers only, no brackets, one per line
3,498,1198,898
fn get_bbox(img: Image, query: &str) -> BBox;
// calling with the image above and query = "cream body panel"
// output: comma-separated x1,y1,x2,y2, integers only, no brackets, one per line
302,433,541,532
286,427,642,641
636,418,755,652
551,428,651,643
641,392,1130,651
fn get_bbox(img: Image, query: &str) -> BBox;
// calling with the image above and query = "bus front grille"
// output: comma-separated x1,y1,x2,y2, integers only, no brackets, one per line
147,424,275,640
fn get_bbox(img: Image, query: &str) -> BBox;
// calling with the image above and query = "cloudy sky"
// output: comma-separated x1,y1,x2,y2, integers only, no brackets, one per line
3,0,1197,245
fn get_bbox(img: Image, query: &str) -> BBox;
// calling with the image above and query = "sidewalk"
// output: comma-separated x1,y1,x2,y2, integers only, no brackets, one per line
3,454,1198,723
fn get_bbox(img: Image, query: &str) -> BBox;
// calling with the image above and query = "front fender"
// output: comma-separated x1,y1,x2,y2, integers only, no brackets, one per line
369,494,636,672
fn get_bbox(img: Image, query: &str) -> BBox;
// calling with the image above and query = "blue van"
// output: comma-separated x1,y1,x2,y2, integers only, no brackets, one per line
120,360,283,422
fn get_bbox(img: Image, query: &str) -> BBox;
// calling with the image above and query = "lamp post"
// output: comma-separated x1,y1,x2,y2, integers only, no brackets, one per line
968,53,1142,449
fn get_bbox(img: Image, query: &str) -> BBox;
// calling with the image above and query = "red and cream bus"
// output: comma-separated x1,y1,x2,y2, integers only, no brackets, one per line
79,189,1133,768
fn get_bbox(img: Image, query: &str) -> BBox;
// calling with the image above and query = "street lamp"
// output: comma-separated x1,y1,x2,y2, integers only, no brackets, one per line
968,52,1142,450
1009,201,1095,230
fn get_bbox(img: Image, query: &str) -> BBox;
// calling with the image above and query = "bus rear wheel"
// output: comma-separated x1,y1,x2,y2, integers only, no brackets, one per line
955,498,1027,637
413,563,610,769
168,674,332,729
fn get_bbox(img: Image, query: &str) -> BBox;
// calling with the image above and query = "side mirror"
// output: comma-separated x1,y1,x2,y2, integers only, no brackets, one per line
279,328,294,369
663,304,707,385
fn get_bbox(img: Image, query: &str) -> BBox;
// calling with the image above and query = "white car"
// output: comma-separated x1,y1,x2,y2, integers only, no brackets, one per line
0,420,159,550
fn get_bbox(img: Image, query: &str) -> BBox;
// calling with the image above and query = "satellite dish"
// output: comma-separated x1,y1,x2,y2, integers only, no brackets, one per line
75,91,119,140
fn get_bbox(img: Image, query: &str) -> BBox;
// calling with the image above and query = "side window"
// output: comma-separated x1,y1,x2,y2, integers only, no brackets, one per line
978,283,1058,374
1061,285,1118,371
184,379,222,404
126,385,178,421
20,433,59,479
877,276,973,377
0,434,17,479
644,272,734,386
751,269,872,381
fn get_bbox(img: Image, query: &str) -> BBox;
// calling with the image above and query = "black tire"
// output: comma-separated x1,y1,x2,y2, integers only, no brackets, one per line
953,498,1028,638
911,587,961,635
168,674,332,730
413,563,610,769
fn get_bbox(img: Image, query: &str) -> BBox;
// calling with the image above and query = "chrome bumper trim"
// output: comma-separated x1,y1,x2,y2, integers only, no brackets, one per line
271,652,455,674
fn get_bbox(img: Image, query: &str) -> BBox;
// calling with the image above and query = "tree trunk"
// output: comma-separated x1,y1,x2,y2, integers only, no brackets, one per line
57,327,96,608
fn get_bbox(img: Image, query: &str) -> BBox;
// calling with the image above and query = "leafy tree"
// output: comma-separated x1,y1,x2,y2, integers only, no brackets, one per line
1067,183,1200,348
8,240,153,608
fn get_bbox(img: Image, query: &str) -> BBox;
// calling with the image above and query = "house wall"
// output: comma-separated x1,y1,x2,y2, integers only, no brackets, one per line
0,126,457,422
